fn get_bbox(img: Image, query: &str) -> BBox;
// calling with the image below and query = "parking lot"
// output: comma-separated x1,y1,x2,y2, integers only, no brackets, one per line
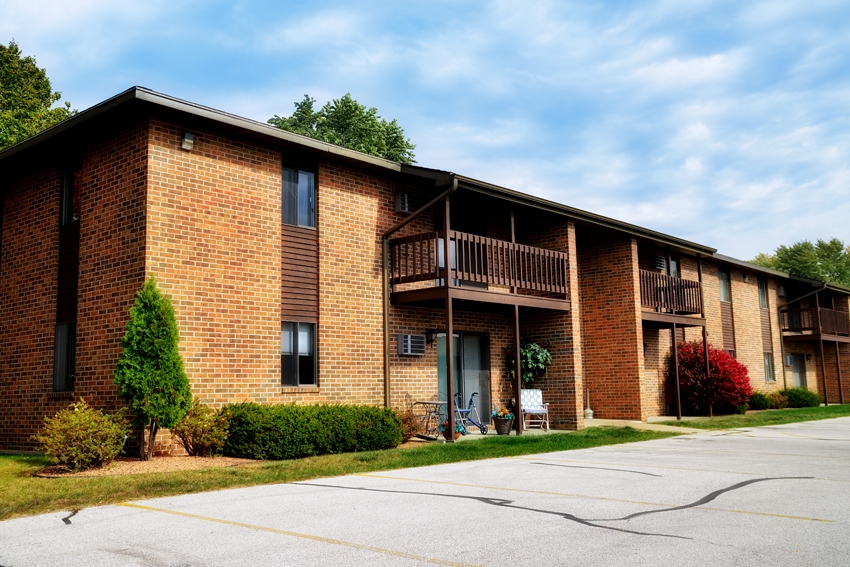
2,418,849,566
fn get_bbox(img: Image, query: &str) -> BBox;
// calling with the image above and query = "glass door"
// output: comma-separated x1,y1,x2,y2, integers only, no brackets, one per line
791,354,807,388
437,333,491,423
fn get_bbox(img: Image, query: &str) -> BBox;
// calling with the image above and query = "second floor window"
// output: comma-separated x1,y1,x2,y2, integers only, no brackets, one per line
60,169,81,226
758,278,769,309
282,166,315,227
719,268,731,302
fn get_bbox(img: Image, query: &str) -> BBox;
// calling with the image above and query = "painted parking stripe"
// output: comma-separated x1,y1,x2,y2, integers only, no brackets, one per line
116,503,480,567
356,474,832,523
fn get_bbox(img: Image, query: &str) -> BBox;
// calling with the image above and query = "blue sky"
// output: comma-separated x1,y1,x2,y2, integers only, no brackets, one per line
2,0,849,259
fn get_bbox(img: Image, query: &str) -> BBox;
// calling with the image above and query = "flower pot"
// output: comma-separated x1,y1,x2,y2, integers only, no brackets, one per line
493,417,514,435
442,429,462,441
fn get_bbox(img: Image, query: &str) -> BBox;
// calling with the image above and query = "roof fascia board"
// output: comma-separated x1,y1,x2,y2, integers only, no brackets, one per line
0,86,403,174
712,253,789,278
452,176,715,255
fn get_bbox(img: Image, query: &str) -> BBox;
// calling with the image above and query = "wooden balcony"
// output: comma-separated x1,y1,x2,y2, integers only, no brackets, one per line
389,230,570,311
781,306,850,340
640,270,702,315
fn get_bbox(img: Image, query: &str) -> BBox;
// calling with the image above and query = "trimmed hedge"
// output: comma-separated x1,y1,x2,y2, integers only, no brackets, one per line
780,388,822,408
222,403,403,460
748,392,771,411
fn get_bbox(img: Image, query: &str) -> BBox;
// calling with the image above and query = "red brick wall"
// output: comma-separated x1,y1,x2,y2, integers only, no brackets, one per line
0,121,149,450
577,228,644,420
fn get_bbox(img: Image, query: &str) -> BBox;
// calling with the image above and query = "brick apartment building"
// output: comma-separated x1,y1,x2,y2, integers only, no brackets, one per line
1,87,848,451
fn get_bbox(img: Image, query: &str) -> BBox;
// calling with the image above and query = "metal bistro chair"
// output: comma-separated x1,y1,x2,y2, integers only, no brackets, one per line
520,389,550,430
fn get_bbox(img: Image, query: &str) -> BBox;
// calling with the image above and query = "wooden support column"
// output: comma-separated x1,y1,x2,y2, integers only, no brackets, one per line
697,255,709,419
831,296,844,405
443,198,456,441
816,292,829,405
513,303,523,435
672,322,682,420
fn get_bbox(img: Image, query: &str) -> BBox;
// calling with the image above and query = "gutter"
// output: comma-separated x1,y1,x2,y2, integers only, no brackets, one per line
381,178,458,408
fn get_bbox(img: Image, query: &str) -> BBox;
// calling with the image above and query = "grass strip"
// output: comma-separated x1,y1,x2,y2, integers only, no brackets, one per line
659,404,850,430
1,427,675,521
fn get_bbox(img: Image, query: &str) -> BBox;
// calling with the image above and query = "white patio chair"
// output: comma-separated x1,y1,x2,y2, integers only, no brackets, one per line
520,389,549,430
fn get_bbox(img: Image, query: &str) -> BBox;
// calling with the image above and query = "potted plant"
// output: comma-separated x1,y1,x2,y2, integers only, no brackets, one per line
438,420,466,440
491,407,514,435
506,338,553,386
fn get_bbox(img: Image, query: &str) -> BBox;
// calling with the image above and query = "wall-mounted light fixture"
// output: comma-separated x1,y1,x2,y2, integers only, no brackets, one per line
425,328,437,347
181,132,195,151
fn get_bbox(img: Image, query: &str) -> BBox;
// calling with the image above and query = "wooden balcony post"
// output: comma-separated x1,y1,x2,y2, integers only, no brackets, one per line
815,292,829,405
443,197,456,441
513,303,523,435
697,255,710,413
672,322,682,420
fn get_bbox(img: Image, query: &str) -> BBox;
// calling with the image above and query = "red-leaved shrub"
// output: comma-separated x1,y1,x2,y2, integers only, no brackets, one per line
673,341,752,416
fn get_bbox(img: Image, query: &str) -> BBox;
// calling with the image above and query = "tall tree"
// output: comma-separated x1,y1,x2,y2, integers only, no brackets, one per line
752,238,850,287
269,94,416,164
0,41,74,150
114,277,192,460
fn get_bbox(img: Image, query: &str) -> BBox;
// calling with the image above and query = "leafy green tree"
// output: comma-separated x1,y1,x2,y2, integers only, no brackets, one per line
269,93,416,164
0,41,74,150
752,238,850,287
114,277,191,460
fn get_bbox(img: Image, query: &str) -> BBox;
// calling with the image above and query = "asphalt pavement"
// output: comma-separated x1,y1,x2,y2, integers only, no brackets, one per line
2,418,849,566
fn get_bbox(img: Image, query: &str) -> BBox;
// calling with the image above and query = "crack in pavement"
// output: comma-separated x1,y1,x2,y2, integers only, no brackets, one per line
297,482,691,540
530,462,661,477
62,510,78,525
594,476,814,522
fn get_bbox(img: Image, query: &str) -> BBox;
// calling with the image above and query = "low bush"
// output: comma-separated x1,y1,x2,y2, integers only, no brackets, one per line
31,400,129,472
674,341,752,416
748,392,771,411
222,403,403,460
171,400,229,457
780,388,821,408
768,392,789,409
396,408,422,443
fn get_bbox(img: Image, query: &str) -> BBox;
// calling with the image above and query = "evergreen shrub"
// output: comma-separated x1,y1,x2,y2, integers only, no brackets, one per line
780,388,822,408
222,403,403,460
172,400,229,457
748,392,771,411
31,400,129,471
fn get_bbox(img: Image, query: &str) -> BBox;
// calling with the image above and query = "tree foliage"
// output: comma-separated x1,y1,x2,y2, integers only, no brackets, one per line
268,93,416,164
114,277,191,460
0,41,74,150
673,341,752,416
752,238,850,287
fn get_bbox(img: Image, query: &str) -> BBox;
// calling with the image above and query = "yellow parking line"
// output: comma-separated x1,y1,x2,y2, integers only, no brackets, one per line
116,503,480,567
356,474,832,523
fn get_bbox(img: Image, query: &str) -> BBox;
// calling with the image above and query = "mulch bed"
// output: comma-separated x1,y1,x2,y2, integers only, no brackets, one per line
35,456,254,478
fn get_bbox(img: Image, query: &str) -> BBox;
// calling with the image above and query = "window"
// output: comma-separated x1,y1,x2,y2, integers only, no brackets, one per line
282,166,315,227
758,278,769,309
53,323,76,392
669,254,680,278
281,322,316,386
718,268,731,302
764,352,775,382
60,169,81,226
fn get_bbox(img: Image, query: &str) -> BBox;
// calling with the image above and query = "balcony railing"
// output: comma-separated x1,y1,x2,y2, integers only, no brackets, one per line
389,230,568,294
639,269,702,315
780,307,850,336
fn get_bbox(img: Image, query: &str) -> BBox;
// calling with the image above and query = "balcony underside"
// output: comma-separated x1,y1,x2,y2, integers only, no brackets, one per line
641,311,706,329
782,332,850,344
392,286,571,314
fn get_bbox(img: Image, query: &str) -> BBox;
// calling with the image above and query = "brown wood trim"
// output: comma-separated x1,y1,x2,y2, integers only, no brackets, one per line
391,286,571,311
641,311,706,327
282,224,318,321
720,301,735,351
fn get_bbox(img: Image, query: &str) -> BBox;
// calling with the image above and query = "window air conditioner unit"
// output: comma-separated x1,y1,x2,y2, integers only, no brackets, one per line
785,355,793,367
395,192,412,214
398,334,426,356
654,254,666,271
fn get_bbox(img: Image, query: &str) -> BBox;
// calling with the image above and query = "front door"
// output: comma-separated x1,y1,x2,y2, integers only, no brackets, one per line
791,354,807,388
437,333,491,423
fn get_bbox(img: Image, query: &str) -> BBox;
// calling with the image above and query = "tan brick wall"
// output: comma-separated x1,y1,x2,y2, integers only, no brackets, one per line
146,118,282,408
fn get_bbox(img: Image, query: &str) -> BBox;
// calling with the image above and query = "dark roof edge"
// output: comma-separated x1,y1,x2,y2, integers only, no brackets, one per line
712,253,790,278
401,168,717,254
0,87,403,173
789,275,850,294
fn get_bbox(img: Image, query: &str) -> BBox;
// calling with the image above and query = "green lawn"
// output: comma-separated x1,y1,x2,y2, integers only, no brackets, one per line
659,404,850,430
1,427,676,521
